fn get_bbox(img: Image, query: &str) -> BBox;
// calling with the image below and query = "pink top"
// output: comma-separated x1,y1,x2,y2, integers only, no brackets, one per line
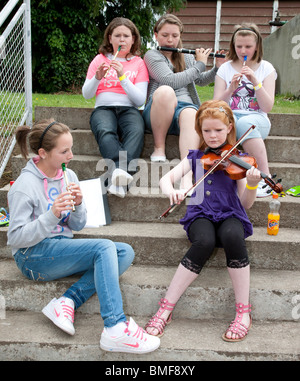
86,54,149,97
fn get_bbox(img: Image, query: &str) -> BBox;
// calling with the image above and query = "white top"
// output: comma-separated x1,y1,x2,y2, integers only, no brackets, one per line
216,60,277,118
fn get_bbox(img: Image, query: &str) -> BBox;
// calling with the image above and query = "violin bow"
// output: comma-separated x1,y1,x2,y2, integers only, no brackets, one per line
159,125,256,219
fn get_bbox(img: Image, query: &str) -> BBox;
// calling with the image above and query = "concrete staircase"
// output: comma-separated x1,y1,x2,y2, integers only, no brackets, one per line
0,107,299,361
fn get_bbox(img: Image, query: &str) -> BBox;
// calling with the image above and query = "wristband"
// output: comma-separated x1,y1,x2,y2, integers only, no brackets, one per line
254,82,262,91
119,74,126,81
246,183,258,190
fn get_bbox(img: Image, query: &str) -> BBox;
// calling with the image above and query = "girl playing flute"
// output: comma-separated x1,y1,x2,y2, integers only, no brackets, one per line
82,18,149,198
143,14,225,191
214,23,277,197
8,119,160,354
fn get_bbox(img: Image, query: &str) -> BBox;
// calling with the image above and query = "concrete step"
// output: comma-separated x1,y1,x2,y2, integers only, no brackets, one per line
1,223,299,270
10,155,299,191
1,258,299,321
47,128,300,165
265,136,300,164
106,189,298,228
0,310,299,361
35,106,300,137
2,180,299,228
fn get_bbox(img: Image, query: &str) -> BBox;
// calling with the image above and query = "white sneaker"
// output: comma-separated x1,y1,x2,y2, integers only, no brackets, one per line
100,317,160,354
256,179,272,198
107,183,126,198
42,297,75,335
111,168,133,187
150,154,166,163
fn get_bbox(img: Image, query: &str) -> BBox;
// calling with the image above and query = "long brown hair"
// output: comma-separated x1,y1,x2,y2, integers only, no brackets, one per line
154,14,186,73
99,17,141,58
195,100,236,151
16,119,70,160
227,23,263,63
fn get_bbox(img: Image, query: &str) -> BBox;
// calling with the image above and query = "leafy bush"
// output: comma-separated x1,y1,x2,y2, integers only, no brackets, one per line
31,0,186,93
31,0,103,92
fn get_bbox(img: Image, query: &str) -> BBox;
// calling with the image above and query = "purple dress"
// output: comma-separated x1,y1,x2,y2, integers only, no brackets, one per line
180,150,253,242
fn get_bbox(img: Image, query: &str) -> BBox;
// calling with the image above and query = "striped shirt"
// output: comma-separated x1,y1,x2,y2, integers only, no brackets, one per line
144,49,218,107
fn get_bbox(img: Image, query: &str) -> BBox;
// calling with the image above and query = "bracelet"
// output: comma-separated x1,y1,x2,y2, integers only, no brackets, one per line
118,74,126,81
246,183,258,190
254,82,262,91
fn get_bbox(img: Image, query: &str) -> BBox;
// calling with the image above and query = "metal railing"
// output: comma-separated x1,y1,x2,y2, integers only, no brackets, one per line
0,0,32,179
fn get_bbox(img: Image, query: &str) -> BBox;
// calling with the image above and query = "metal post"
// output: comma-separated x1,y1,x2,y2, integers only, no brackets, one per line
214,0,222,65
24,0,32,127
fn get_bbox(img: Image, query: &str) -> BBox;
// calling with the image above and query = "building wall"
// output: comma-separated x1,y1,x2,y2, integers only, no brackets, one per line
263,13,300,96
173,0,300,94
174,0,300,51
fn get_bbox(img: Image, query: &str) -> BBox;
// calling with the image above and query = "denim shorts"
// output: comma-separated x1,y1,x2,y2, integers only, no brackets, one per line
143,96,198,135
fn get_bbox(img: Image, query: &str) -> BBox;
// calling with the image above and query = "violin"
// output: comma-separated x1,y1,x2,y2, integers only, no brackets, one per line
159,125,283,219
201,144,283,194
201,144,257,180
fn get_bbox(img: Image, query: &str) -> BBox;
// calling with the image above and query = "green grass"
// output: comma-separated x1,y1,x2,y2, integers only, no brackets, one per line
195,86,300,114
271,93,300,114
32,86,300,119
32,93,95,109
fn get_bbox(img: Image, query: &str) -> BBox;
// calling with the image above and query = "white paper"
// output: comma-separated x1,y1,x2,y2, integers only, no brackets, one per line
79,178,107,227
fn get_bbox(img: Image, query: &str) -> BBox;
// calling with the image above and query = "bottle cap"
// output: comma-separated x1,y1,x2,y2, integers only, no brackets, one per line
272,193,279,199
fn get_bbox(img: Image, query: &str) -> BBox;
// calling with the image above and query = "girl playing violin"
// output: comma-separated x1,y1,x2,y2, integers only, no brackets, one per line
145,100,261,342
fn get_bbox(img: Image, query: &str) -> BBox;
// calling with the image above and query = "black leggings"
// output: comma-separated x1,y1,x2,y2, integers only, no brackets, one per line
181,217,249,274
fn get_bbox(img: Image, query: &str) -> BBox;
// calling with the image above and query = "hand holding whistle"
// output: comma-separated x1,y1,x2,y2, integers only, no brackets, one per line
103,45,122,78
62,163,76,212
238,56,247,86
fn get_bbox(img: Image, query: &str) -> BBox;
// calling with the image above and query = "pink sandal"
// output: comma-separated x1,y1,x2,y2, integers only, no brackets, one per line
145,298,175,337
222,303,252,342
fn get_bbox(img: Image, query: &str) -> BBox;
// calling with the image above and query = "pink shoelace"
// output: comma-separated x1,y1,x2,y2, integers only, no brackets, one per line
61,302,74,323
124,325,147,342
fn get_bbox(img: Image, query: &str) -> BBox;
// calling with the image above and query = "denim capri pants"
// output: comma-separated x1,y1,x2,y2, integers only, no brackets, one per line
234,111,271,141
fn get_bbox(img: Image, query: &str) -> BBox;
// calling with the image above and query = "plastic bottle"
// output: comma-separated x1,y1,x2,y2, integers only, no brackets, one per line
267,193,280,235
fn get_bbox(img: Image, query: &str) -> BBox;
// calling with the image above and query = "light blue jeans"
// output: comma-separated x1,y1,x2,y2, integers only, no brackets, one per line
233,111,271,141
14,236,134,327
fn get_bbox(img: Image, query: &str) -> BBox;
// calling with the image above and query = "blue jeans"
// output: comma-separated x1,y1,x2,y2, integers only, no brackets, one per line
90,106,145,177
14,236,134,327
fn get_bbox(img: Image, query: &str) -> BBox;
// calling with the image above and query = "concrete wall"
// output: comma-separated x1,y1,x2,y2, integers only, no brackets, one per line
263,14,300,97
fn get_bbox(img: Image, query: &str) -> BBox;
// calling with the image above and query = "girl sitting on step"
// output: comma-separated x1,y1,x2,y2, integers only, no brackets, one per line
142,14,225,192
82,17,149,198
213,23,277,197
145,100,261,342
7,119,160,354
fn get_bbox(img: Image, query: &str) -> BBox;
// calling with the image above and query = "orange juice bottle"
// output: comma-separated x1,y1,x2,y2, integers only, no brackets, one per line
267,193,280,235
